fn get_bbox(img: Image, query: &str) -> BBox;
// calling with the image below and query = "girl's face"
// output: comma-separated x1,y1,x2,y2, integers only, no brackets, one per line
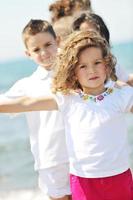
75,47,107,95
26,32,58,70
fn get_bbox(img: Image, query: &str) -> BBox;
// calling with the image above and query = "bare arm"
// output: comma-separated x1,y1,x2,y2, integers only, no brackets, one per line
131,106,133,113
0,96,58,113
127,74,133,87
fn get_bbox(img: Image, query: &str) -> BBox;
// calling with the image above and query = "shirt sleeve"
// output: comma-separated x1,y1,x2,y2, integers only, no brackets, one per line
118,86,133,112
0,78,27,99
115,64,129,82
0,79,27,115
52,92,71,113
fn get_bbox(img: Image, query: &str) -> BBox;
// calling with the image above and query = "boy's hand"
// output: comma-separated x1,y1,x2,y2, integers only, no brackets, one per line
127,74,133,87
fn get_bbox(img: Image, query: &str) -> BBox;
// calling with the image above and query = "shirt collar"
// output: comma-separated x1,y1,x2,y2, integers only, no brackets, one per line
33,66,53,80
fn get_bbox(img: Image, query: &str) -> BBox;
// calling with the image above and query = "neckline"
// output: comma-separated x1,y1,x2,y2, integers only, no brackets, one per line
34,66,53,79
78,87,113,102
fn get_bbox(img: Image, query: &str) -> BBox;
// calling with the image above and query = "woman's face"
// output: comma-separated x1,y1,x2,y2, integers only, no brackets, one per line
79,21,97,32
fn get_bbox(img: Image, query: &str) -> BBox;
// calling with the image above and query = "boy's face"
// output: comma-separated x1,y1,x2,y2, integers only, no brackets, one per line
26,32,58,70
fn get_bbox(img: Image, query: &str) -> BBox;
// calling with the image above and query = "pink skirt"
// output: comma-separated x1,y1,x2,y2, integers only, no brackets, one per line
70,169,133,200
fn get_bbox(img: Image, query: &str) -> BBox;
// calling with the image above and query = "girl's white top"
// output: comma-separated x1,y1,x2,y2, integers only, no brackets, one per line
54,85,133,178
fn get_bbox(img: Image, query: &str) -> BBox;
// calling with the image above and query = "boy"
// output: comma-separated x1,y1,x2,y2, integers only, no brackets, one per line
0,19,70,200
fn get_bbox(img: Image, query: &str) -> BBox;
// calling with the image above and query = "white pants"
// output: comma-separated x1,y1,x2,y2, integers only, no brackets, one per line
38,163,71,198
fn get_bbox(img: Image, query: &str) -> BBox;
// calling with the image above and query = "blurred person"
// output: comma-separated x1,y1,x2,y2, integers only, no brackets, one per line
49,0,92,24
0,19,71,200
53,16,73,47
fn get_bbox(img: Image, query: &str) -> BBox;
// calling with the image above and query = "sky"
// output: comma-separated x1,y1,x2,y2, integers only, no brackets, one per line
0,0,133,62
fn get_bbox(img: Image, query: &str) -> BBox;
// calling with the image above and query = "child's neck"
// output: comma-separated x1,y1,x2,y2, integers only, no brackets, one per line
41,65,53,71
83,86,106,96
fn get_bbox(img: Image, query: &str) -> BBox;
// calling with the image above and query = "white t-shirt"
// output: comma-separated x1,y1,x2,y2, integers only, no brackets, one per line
54,86,133,178
0,66,68,170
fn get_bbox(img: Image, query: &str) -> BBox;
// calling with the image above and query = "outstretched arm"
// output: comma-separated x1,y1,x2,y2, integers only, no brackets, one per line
0,96,58,113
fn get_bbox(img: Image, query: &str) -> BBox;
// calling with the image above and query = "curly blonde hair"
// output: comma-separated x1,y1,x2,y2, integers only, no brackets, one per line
52,30,117,94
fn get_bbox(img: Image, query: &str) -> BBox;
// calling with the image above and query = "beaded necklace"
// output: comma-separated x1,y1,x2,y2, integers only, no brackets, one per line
78,88,113,102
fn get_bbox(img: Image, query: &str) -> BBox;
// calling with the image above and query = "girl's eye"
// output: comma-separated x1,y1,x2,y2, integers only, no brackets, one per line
95,62,101,65
95,60,103,65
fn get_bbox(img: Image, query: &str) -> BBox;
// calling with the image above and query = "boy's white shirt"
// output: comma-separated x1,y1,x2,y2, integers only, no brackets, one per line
0,66,68,170
54,85,133,178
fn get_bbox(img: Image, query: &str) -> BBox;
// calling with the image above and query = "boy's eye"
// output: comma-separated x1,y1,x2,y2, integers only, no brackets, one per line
79,65,86,69
45,42,52,47
33,48,40,52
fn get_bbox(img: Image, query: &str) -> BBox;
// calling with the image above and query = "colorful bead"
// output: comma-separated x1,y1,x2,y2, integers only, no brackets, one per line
78,88,113,102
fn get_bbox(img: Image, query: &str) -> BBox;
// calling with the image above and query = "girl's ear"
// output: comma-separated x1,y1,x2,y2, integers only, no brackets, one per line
105,65,111,81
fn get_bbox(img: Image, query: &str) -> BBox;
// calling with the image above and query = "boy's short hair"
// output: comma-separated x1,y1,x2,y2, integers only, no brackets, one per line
22,19,56,48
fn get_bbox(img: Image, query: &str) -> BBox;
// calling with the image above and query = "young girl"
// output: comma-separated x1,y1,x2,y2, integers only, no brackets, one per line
0,30,133,200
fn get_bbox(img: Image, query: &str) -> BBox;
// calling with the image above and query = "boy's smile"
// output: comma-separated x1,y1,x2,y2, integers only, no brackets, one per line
75,47,107,96
26,32,58,70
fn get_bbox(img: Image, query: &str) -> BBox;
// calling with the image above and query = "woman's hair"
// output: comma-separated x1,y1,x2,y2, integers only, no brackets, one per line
52,30,117,94
49,0,92,23
53,16,73,41
72,11,110,44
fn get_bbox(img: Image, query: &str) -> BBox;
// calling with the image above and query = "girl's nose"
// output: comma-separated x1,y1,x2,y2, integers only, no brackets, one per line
87,66,96,74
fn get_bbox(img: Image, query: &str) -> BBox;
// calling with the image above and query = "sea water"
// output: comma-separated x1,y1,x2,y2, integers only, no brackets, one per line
0,42,133,199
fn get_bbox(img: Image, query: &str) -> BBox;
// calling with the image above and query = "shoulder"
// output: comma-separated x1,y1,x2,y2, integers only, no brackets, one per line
52,91,78,111
113,85,133,112
112,85,133,100
13,67,40,87
3,71,37,96
11,75,34,90
114,85,133,95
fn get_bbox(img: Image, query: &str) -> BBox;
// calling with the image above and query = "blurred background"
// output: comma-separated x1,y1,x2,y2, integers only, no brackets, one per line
0,0,133,199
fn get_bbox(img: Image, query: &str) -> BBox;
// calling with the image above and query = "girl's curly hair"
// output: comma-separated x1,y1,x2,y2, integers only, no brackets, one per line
52,30,117,94
49,0,92,23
